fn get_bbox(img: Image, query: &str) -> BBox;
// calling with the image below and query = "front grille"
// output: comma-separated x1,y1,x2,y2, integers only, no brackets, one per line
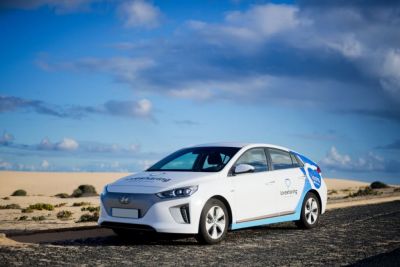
101,192,160,218
180,204,190,223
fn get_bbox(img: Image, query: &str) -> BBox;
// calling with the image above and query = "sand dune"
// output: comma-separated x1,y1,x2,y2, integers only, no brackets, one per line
0,171,370,197
0,171,130,196
324,178,369,190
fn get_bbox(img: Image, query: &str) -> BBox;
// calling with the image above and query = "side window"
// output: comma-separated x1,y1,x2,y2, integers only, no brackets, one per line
269,149,294,170
235,148,269,172
290,153,303,168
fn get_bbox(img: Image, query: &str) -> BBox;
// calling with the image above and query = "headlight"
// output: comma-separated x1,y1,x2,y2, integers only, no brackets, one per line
156,185,198,199
101,185,108,196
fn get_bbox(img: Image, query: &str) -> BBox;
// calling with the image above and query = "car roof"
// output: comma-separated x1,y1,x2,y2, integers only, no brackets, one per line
191,142,291,152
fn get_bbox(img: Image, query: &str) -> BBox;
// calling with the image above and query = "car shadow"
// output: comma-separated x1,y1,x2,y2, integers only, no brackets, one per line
49,231,200,246
46,222,302,247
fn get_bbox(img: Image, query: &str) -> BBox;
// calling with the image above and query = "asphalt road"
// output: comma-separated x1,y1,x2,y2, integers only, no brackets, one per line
1,201,400,266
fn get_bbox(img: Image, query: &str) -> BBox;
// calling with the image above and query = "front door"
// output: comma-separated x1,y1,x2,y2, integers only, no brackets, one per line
231,148,279,223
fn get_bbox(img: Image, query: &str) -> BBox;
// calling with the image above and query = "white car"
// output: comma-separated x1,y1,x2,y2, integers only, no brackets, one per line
99,143,327,244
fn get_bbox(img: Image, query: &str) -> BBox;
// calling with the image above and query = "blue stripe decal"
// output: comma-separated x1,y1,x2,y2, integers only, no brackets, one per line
231,174,311,230
292,151,322,189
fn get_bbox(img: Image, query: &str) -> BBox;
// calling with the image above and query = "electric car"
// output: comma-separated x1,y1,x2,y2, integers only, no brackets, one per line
99,143,327,244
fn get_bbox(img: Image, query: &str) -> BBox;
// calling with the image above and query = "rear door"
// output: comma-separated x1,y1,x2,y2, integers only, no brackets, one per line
267,148,306,214
231,148,279,223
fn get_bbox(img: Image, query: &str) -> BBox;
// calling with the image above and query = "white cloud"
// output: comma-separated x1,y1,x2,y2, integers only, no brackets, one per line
0,131,14,145
324,34,363,58
56,138,79,151
134,99,152,117
225,4,300,36
0,159,13,170
380,49,400,102
188,3,303,47
38,137,54,150
168,88,214,101
41,159,50,169
119,0,161,29
102,98,154,119
320,146,385,172
74,57,156,82
138,159,154,169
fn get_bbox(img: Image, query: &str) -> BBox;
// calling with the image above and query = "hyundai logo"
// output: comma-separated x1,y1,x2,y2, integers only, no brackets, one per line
119,196,130,204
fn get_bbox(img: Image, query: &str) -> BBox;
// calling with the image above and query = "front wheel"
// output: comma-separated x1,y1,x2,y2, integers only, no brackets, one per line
296,192,320,229
196,199,229,244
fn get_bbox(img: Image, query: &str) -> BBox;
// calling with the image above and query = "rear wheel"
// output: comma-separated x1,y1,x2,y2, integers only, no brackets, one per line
296,192,320,229
196,199,229,244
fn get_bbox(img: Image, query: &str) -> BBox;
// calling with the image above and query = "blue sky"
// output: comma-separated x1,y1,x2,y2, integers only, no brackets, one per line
0,0,399,184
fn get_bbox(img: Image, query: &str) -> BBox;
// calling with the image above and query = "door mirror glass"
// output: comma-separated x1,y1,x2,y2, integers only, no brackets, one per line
234,164,255,174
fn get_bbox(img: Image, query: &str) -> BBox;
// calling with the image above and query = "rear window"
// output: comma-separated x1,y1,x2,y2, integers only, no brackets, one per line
269,148,299,170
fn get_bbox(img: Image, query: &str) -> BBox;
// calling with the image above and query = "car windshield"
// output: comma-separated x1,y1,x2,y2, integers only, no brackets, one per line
147,146,241,172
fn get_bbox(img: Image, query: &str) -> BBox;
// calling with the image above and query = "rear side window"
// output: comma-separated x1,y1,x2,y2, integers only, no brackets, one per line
269,148,296,170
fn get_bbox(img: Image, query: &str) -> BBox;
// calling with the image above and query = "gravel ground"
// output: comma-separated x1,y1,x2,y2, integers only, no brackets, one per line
1,201,400,266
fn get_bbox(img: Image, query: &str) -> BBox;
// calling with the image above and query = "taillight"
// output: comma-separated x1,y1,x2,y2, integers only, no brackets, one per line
317,166,321,174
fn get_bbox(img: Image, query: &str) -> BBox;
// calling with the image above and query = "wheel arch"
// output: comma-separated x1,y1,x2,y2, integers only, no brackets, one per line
206,195,233,226
307,189,322,213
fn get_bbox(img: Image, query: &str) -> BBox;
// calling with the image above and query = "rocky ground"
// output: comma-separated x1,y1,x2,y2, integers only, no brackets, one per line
0,201,399,266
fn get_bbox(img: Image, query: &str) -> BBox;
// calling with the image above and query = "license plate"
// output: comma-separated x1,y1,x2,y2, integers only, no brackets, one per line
112,208,139,219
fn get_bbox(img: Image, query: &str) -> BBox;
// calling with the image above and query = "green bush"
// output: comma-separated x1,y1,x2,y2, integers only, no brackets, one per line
0,204,21,209
71,185,97,198
18,215,28,221
394,187,400,192
11,189,27,196
348,187,378,198
25,203,54,211
32,216,46,221
370,181,389,189
56,210,72,220
328,190,338,195
55,203,67,208
54,193,70,198
81,206,100,212
72,202,91,207
2,197,10,200
77,212,99,223
21,208,33,213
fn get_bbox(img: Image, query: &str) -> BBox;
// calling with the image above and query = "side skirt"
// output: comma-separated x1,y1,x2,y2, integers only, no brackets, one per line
231,210,301,230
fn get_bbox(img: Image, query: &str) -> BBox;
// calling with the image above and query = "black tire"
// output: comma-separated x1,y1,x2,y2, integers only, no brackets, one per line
196,199,229,245
296,192,320,229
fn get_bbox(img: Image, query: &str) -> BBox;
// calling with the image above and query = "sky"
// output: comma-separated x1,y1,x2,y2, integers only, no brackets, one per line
0,0,399,184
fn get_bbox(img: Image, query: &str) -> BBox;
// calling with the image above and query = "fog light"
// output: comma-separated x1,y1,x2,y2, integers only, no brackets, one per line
180,204,190,224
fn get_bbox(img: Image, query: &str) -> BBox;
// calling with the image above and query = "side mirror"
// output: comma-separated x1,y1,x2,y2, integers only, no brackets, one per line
234,164,255,175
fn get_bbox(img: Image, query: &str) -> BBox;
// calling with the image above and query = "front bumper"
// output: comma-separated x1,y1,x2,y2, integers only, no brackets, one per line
98,193,202,234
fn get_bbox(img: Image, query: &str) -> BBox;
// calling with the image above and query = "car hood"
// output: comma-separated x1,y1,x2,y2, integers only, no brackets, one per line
106,171,216,194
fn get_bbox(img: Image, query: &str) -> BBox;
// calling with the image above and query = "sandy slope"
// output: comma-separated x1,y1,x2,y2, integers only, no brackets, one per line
0,171,130,196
